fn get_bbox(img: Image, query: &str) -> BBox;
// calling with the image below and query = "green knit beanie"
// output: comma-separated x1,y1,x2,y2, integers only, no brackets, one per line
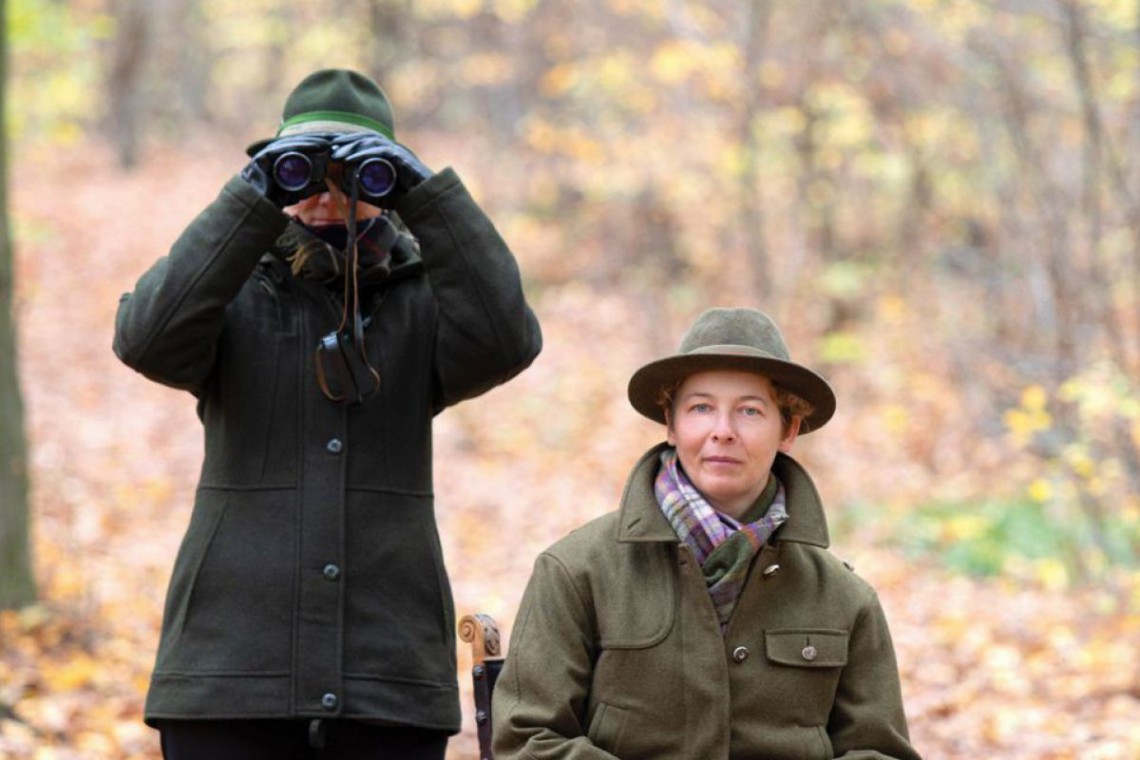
246,69,395,156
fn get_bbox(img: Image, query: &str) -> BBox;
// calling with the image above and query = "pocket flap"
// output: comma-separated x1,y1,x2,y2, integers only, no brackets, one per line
764,628,848,668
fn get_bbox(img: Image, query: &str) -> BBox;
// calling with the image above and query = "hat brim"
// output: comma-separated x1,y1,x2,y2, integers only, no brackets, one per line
627,350,836,433
245,120,387,157
246,137,274,157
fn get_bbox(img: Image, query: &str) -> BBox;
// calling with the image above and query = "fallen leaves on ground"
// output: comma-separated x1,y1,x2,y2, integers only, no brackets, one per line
1,141,1137,759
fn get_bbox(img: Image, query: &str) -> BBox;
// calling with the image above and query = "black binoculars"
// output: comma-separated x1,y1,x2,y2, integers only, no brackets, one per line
272,150,397,202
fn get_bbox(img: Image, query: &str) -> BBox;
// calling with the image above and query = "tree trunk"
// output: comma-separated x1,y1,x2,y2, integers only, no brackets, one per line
106,0,151,169
736,0,773,300
0,0,36,610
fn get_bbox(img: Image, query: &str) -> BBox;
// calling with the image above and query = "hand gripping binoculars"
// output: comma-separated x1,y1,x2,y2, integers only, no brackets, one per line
272,150,397,202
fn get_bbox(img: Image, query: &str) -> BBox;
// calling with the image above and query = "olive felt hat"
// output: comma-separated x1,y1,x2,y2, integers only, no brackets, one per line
246,68,396,156
627,307,836,433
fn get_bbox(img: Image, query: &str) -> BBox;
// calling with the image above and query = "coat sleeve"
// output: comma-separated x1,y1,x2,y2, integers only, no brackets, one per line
492,553,619,760
112,176,289,394
393,168,542,410
829,589,923,760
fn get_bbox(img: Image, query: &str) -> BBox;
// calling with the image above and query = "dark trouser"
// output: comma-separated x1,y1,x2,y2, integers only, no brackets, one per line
157,719,449,760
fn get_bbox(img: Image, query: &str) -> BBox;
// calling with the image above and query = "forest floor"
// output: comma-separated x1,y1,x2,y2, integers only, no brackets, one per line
1,141,1138,759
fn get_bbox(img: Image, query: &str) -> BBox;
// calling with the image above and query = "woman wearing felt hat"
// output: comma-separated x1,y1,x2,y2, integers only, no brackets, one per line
492,308,920,759
113,69,542,758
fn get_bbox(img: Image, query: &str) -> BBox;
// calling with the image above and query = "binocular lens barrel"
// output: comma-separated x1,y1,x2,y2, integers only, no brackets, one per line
271,151,397,200
273,152,315,192
356,158,397,198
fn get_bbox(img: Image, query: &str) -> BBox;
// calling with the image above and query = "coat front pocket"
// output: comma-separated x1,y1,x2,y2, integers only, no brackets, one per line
586,701,630,755
156,489,297,676
342,493,457,688
758,628,849,727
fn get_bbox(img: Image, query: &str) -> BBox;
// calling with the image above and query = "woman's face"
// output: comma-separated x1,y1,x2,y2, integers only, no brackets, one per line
284,168,384,226
666,370,800,521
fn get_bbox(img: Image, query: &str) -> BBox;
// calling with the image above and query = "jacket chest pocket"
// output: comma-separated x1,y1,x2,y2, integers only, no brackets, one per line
766,628,848,667
594,548,677,649
759,628,848,724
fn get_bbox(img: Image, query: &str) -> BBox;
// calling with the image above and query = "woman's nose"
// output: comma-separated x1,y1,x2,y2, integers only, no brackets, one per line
312,191,345,216
710,414,736,441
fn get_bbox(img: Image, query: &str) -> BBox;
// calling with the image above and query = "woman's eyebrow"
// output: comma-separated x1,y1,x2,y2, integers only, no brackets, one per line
679,391,771,405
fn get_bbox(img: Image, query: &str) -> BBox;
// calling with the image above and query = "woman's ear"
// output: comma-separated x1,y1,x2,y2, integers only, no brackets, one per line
778,416,801,453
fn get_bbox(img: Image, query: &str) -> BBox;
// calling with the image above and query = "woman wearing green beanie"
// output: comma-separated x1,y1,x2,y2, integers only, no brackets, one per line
114,68,542,758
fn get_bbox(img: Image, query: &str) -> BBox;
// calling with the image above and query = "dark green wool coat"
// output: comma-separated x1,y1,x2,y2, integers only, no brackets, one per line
493,443,920,759
113,169,542,732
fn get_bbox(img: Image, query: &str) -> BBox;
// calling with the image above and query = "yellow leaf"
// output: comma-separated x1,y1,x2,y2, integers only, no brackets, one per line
43,654,100,691
540,64,577,98
944,514,987,542
650,41,696,85
1021,384,1048,411
1035,558,1069,591
1027,478,1053,503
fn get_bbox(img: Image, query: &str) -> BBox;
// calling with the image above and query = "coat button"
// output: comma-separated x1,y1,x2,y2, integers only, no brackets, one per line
323,563,341,581
732,646,749,663
326,438,343,454
802,645,818,662
321,692,338,710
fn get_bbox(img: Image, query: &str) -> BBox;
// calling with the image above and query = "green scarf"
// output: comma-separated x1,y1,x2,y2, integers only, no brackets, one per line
655,449,787,631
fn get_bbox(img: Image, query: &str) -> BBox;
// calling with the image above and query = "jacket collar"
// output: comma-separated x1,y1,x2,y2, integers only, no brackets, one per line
267,215,424,285
615,442,830,549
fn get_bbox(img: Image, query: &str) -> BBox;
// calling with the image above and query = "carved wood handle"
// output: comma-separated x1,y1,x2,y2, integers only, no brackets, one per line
458,613,502,664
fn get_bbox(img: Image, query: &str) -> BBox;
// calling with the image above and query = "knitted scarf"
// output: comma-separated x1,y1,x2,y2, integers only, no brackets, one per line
280,215,398,287
655,448,787,631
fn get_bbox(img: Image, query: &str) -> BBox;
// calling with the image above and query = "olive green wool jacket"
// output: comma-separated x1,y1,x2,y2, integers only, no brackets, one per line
114,169,541,732
493,444,920,759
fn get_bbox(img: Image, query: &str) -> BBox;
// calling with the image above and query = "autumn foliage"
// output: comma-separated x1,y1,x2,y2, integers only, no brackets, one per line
4,0,1140,757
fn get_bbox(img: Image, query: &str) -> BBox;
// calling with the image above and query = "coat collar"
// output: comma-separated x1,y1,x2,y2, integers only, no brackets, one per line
615,442,830,549
267,215,424,285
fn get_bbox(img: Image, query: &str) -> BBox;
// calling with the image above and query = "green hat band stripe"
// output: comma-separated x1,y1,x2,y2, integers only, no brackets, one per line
278,110,394,139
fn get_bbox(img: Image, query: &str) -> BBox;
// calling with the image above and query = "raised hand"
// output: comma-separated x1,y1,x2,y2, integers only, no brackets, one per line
241,133,335,207
329,133,433,202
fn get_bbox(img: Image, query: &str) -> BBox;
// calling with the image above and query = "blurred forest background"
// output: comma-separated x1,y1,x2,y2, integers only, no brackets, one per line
1,0,1139,757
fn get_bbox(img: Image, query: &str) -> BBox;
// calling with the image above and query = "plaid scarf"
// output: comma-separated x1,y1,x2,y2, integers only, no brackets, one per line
655,448,787,631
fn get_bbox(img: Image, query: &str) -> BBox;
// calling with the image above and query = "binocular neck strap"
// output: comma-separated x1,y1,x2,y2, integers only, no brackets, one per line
346,185,363,347
342,181,380,392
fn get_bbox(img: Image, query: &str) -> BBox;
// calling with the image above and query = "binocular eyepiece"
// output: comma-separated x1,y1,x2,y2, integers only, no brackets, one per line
272,150,397,202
